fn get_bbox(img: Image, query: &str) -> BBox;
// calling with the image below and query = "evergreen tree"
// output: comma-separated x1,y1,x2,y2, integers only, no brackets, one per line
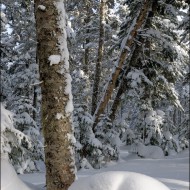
73,104,103,169
66,0,128,166
1,0,43,173
110,0,189,155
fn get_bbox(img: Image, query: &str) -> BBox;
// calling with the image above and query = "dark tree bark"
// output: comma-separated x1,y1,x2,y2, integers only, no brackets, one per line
91,0,106,116
83,2,91,74
32,86,37,121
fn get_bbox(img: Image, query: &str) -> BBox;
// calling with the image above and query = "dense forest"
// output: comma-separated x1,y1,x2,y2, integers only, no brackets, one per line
1,0,189,190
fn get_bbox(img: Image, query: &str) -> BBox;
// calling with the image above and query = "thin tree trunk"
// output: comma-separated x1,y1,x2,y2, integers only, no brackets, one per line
109,76,129,121
83,2,91,74
32,86,37,121
93,0,152,128
84,38,90,74
91,0,106,116
34,1,75,190
173,108,177,126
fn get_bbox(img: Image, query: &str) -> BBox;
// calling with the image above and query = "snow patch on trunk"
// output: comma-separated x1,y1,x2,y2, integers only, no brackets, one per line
37,5,46,11
54,0,76,176
55,113,64,120
54,0,73,115
48,55,61,66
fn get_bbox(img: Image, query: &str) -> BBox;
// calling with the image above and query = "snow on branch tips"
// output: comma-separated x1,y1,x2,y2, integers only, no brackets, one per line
1,104,32,157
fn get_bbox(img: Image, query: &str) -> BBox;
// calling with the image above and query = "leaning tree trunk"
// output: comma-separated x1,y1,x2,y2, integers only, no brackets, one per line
108,45,143,121
91,0,106,116
34,1,75,190
108,40,142,121
93,0,152,127
108,1,157,121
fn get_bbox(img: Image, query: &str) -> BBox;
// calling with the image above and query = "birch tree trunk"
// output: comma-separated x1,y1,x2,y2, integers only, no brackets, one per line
91,0,106,115
34,1,75,190
93,0,152,127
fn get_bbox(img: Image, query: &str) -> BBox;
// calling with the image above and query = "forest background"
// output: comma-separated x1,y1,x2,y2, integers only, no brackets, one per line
0,0,189,186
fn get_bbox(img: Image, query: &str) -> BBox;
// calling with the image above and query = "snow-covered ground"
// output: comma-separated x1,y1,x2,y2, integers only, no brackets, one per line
69,171,170,190
2,146,189,190
1,158,35,190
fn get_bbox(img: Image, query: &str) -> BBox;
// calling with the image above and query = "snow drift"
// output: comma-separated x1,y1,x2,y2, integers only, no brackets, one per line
1,157,31,190
69,171,170,190
130,142,164,159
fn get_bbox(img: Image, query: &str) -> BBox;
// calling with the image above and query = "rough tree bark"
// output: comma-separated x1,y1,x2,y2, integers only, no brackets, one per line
91,0,106,115
93,0,152,127
34,1,75,190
